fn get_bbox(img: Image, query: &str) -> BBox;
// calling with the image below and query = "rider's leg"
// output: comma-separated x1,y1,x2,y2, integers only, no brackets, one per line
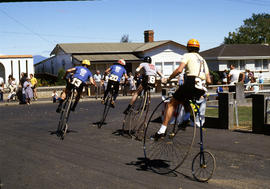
157,97,181,134
103,80,112,101
123,84,143,114
112,81,119,102
71,93,80,111
71,86,83,111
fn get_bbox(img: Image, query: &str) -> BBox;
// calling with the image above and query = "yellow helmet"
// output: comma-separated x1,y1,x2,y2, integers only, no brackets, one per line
187,39,200,48
82,59,91,66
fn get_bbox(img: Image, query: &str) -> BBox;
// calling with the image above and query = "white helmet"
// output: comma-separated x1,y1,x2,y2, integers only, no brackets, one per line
117,59,126,66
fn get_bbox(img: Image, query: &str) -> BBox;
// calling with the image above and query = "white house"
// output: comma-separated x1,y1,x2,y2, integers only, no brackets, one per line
200,44,270,80
0,55,34,85
35,30,187,77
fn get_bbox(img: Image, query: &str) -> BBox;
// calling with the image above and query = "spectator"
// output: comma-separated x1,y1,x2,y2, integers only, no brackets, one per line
228,65,241,85
128,72,136,95
222,69,228,84
30,74,38,100
178,71,185,86
7,75,17,102
23,77,33,105
121,75,128,96
248,71,254,81
19,72,27,104
258,71,264,90
52,89,59,103
0,76,4,102
135,72,143,88
103,74,109,91
244,69,250,85
94,70,102,99
250,76,259,93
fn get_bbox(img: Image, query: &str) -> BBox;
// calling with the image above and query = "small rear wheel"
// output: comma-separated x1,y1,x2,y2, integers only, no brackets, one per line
192,150,216,182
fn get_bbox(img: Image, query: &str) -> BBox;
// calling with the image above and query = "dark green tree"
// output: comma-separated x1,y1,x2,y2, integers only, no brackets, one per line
55,68,66,85
224,13,270,44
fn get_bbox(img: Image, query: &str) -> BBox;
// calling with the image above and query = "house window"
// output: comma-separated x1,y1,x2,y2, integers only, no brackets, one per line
164,62,174,76
227,60,238,69
62,60,66,70
255,60,262,70
240,60,245,70
263,59,268,70
51,61,54,74
11,60,13,76
155,62,162,73
26,60,28,75
175,62,180,70
18,60,21,78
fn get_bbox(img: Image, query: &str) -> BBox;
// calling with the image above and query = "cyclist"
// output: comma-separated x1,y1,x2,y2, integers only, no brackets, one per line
123,56,164,114
152,39,211,140
102,59,128,107
56,59,95,113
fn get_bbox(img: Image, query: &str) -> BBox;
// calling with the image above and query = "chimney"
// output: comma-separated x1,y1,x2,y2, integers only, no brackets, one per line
144,30,154,43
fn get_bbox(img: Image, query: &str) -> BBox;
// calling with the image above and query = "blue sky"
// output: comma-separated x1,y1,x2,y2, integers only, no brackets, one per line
0,0,269,57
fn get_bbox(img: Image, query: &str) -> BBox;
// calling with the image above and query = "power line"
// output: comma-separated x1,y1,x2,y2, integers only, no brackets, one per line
222,0,270,6
0,7,54,45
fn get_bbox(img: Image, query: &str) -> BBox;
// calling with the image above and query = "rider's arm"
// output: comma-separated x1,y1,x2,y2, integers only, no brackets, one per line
89,77,96,87
206,73,212,84
157,70,164,78
135,65,143,73
105,67,111,75
167,62,186,82
63,67,76,79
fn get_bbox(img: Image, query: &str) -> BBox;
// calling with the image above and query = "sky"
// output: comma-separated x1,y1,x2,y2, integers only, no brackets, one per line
0,0,270,58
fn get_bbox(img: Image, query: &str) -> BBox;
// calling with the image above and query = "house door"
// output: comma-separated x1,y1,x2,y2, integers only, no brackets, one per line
0,63,5,82
125,63,132,74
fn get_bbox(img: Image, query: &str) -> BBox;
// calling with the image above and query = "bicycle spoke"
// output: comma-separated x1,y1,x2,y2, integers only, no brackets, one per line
144,98,196,174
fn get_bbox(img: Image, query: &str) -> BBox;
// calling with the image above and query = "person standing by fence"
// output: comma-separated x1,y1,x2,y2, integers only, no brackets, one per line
94,70,102,99
23,77,33,105
30,74,38,100
258,71,264,90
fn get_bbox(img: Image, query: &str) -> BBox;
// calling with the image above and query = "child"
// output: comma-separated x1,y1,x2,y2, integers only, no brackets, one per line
52,90,59,103
23,78,33,105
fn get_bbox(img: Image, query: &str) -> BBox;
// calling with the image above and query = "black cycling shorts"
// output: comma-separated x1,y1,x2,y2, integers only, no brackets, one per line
66,79,85,93
173,76,205,102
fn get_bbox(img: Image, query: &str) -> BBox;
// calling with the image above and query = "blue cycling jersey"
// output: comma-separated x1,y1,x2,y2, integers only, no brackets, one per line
73,66,93,83
109,65,127,82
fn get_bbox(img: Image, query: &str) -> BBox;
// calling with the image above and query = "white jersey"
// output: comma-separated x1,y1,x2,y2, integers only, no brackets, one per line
140,62,157,76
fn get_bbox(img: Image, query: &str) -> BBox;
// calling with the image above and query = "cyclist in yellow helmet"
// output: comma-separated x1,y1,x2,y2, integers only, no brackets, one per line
152,39,212,140
56,59,96,113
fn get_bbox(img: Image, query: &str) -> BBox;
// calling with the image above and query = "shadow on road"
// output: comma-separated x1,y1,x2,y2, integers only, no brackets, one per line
126,157,197,182
126,157,178,177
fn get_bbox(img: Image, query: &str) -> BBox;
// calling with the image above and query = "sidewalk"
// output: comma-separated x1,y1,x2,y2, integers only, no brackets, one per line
0,93,163,106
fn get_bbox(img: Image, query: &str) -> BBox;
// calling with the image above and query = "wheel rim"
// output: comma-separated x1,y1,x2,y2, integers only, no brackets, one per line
192,150,216,182
143,98,196,174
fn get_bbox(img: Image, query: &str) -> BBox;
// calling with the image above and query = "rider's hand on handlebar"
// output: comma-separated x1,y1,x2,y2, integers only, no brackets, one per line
161,78,168,84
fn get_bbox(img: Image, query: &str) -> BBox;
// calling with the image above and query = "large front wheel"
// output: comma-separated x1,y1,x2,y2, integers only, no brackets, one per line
143,98,196,174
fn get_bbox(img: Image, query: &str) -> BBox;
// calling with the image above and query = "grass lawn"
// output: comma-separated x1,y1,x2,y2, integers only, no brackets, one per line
206,106,252,128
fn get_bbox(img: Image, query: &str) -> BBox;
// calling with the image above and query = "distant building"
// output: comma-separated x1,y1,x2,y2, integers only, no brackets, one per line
201,44,270,79
0,55,34,85
35,30,187,77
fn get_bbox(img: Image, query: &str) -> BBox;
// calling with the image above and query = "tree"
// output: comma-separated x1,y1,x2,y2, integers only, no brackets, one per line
120,34,131,43
224,13,270,44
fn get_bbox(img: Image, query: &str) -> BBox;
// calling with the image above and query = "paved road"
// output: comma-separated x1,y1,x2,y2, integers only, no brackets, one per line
0,98,270,189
